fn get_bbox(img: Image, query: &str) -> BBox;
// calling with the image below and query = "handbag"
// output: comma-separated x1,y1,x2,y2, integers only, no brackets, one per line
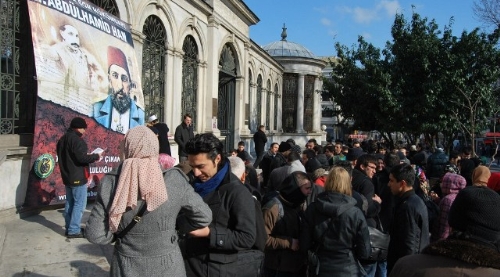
111,201,147,243
366,217,390,261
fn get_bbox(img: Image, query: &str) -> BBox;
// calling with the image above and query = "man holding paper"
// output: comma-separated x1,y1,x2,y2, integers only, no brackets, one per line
57,117,104,238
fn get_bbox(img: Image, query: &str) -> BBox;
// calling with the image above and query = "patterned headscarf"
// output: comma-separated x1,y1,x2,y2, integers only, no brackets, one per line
109,126,168,233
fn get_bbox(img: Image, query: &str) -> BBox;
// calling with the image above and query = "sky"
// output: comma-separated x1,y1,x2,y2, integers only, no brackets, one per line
244,0,485,57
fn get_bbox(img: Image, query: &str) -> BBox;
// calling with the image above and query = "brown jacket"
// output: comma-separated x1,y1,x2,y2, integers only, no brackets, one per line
390,238,500,277
262,197,307,273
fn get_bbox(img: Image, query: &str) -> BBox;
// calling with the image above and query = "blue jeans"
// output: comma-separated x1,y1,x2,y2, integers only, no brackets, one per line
65,184,87,235
363,261,387,277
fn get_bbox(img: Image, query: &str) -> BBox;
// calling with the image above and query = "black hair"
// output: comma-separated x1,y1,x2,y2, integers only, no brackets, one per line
302,149,316,159
286,138,296,145
185,133,224,162
390,164,415,188
355,154,377,170
238,141,245,146
384,153,400,168
333,160,353,177
313,145,324,154
287,150,301,162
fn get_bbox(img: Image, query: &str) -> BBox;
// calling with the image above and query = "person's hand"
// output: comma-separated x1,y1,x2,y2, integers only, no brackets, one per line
373,194,382,204
430,191,440,202
291,238,299,251
189,226,210,238
98,151,105,162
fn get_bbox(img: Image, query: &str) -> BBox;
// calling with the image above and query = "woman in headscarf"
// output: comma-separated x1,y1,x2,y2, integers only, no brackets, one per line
305,166,371,277
86,126,212,277
433,173,466,241
472,165,491,187
262,171,312,277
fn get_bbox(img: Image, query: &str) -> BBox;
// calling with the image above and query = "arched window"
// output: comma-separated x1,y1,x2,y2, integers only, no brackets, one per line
282,73,298,132
88,0,119,17
248,69,252,130
181,36,198,124
274,83,279,131
0,0,37,134
142,16,167,120
256,75,262,126
266,79,271,129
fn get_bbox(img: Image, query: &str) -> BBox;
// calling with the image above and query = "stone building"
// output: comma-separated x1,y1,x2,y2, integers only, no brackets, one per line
0,0,326,212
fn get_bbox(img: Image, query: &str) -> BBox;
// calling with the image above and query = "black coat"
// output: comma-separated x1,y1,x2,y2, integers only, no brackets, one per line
174,123,194,157
387,190,430,273
56,129,99,186
253,130,267,156
426,150,448,179
305,192,371,277
184,164,258,277
258,151,275,187
154,122,171,155
352,169,380,227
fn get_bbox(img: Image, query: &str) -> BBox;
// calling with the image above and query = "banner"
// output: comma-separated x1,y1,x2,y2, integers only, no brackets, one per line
24,0,145,207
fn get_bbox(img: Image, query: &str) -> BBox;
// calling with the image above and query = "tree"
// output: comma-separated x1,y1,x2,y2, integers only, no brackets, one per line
326,11,500,153
473,0,500,29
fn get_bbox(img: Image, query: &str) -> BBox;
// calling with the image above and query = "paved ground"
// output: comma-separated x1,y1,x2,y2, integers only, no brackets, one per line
0,204,112,277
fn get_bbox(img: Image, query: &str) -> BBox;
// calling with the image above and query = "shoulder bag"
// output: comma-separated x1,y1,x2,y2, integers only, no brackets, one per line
366,216,390,261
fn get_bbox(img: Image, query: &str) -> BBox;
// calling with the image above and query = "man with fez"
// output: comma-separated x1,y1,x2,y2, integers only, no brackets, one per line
93,46,144,134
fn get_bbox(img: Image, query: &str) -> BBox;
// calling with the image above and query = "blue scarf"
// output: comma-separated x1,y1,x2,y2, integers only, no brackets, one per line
193,162,228,197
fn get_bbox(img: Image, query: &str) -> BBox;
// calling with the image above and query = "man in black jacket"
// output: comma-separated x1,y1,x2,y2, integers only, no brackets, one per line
148,114,171,155
57,117,103,238
183,133,259,277
174,113,194,163
253,125,267,168
387,163,429,274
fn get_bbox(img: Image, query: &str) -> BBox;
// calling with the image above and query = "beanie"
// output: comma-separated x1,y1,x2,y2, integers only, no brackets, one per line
346,147,364,161
278,141,292,153
70,117,87,129
448,186,500,242
291,145,302,155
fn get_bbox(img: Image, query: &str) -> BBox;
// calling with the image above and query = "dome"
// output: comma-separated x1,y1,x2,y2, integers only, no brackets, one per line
261,24,316,59
262,40,316,58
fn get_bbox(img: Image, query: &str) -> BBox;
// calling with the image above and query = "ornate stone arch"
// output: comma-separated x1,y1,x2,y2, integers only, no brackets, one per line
141,15,167,120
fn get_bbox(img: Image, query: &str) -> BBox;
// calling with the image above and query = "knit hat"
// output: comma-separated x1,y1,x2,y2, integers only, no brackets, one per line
472,165,491,186
278,141,292,152
448,186,500,242
291,145,302,155
70,117,87,129
346,147,364,161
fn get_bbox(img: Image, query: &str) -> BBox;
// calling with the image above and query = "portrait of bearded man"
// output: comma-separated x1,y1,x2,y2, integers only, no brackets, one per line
93,46,145,134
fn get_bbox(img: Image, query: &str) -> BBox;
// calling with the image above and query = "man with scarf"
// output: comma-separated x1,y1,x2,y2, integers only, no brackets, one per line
182,133,258,277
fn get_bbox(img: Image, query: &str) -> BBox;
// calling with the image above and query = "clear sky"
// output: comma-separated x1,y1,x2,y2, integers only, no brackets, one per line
244,0,484,57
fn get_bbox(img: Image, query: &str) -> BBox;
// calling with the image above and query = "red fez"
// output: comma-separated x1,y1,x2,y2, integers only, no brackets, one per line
107,46,129,76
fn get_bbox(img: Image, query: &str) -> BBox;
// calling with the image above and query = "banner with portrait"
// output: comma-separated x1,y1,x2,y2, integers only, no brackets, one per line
25,0,144,207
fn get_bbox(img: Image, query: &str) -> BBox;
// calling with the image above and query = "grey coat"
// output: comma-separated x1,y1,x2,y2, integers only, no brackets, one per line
86,167,212,277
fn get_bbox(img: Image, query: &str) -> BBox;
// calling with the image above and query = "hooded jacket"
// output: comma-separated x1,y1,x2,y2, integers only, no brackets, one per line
304,192,371,277
262,172,308,273
433,173,466,241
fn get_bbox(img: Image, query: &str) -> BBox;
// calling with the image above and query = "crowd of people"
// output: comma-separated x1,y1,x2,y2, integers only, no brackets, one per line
58,116,500,277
